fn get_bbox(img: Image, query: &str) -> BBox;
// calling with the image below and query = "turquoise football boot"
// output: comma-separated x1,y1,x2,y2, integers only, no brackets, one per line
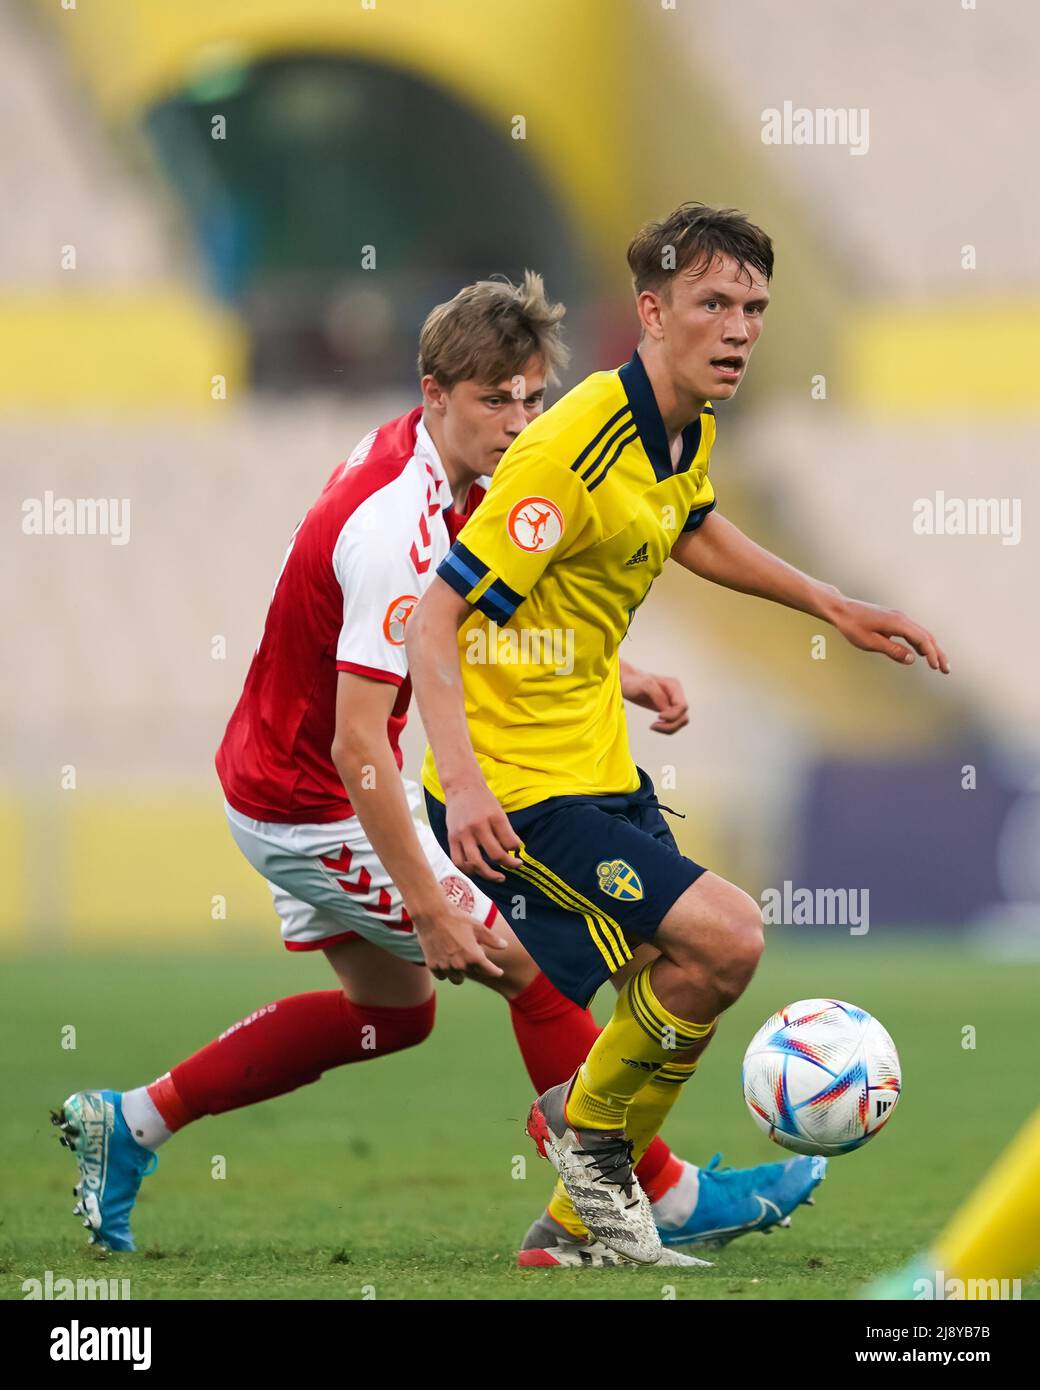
657,1152,826,1248
52,1090,158,1252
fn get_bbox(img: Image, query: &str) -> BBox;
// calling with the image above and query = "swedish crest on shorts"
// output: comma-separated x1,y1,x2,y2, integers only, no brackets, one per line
595,859,644,901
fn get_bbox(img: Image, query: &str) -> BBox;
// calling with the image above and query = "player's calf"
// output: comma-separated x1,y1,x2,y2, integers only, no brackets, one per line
51,990,438,1251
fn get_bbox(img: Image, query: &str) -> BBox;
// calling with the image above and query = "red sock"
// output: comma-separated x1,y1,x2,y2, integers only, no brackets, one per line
507,971,676,1191
148,990,435,1130
637,1141,684,1201
508,972,599,1093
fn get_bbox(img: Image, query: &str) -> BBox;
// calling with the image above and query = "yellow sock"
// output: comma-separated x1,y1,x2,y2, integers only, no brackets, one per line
565,964,714,1130
626,1060,702,1161
547,1181,590,1237
547,1058,702,1238
934,1107,1040,1281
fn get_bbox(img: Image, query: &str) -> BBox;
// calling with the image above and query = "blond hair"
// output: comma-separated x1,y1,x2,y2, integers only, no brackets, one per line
418,271,568,388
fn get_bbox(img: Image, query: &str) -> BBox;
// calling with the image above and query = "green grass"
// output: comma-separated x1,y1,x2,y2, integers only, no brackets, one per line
1,937,1037,1300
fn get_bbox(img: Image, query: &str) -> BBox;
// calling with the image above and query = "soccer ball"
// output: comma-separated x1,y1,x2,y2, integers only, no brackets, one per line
742,998,901,1156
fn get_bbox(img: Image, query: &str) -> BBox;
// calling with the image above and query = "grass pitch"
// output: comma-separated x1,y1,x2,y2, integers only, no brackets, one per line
2,936,1037,1300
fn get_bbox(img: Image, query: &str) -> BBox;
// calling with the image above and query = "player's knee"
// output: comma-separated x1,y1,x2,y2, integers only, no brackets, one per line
474,928,541,1000
403,994,437,1049
365,993,437,1054
710,894,765,1008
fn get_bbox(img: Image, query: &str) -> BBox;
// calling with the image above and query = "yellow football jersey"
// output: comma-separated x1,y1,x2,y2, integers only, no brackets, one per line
422,350,717,812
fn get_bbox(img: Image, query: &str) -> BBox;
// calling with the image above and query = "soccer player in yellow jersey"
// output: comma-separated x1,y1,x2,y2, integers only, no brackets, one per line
407,203,950,1264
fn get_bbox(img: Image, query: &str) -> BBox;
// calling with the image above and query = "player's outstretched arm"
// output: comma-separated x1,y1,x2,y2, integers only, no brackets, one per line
618,659,690,733
332,672,505,984
671,510,950,674
406,578,522,882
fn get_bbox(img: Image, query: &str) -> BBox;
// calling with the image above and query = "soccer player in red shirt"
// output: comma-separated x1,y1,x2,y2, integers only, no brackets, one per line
53,275,822,1266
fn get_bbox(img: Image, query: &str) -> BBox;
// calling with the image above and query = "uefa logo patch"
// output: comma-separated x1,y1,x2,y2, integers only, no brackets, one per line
382,594,418,645
596,859,644,901
507,496,564,552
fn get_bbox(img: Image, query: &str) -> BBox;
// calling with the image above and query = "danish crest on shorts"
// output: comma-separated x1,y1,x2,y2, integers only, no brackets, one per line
596,858,644,901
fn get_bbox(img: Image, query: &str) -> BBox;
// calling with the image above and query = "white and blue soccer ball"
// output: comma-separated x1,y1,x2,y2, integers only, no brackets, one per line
742,998,901,1156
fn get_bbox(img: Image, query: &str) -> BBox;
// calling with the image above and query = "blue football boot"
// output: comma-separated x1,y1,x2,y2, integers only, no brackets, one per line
657,1152,826,1248
51,1090,158,1251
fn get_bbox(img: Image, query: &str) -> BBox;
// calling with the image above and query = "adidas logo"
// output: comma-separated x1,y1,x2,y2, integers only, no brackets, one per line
625,542,649,566
621,1057,662,1072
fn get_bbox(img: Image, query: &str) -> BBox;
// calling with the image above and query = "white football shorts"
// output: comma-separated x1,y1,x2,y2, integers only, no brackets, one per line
224,780,497,958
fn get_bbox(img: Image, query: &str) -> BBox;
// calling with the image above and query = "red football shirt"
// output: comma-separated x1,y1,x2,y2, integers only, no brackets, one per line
216,407,485,823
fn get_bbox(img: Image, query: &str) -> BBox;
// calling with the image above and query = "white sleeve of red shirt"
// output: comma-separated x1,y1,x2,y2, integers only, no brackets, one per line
331,495,420,688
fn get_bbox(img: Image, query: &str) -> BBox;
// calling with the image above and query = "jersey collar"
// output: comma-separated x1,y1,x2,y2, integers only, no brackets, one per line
414,414,454,508
618,349,703,482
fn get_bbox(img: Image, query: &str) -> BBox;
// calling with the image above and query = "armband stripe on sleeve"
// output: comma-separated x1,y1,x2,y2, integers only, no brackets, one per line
483,577,524,618
437,554,475,601
438,548,487,601
442,540,488,585
489,575,524,609
466,569,498,604
682,499,717,533
437,550,524,620
473,582,520,623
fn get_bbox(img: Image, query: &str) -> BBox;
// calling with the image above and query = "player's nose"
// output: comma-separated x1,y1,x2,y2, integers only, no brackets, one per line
503,402,527,435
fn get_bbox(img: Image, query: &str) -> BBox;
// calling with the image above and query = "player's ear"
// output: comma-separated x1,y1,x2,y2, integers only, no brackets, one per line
420,373,450,414
636,289,667,341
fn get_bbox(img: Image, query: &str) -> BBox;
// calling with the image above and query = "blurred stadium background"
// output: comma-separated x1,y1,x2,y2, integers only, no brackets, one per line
2,0,1037,955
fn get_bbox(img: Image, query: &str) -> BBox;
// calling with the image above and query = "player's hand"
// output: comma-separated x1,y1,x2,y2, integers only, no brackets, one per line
411,902,508,985
832,598,950,673
621,667,690,734
445,783,523,883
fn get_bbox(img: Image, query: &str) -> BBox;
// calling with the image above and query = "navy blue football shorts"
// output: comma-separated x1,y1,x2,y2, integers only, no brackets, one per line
425,768,708,1008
